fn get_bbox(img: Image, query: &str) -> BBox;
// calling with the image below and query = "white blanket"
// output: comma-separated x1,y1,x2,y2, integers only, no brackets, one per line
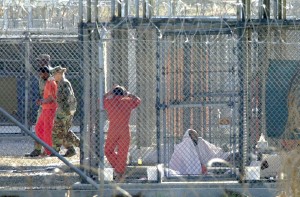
169,130,229,175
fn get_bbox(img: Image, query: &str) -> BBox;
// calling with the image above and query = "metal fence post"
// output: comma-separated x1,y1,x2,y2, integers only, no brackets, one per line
81,24,92,182
183,42,191,132
78,21,85,184
237,23,246,181
24,32,31,132
156,34,161,183
98,36,105,197
258,28,268,145
90,28,101,180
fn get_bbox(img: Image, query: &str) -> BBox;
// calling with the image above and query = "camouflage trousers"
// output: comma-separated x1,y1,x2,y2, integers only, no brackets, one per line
52,112,80,151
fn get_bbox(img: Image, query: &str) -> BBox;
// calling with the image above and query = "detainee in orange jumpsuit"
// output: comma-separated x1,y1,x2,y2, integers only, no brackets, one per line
104,85,141,181
35,66,58,156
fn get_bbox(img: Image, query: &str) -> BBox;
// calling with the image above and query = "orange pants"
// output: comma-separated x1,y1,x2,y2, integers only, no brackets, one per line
35,109,56,155
104,126,130,174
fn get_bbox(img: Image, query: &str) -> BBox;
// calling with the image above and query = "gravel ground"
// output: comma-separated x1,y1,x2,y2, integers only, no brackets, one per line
0,136,34,156
0,136,81,188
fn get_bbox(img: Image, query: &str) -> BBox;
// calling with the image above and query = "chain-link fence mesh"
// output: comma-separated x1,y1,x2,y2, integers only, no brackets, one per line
92,26,299,183
0,37,82,131
156,36,241,179
0,23,299,190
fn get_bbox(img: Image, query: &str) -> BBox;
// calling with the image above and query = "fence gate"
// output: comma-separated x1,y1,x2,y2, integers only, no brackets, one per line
155,33,242,180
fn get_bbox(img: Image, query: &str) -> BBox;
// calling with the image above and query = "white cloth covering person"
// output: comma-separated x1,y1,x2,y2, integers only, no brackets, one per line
169,129,230,175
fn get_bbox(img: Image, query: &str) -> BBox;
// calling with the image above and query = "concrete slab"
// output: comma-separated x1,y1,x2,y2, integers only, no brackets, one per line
70,181,280,197
0,181,281,197
0,134,284,197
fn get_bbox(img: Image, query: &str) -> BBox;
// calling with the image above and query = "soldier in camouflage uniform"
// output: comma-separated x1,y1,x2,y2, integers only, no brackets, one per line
52,66,80,157
26,54,53,157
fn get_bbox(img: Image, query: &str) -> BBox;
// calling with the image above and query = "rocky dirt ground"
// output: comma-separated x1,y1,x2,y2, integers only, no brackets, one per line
0,135,81,188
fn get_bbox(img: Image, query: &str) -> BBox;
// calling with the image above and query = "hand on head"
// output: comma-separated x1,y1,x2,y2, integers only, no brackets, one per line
112,84,120,89
112,85,128,96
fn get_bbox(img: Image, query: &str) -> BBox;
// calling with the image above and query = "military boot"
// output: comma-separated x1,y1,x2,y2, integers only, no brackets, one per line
25,149,41,157
64,147,76,157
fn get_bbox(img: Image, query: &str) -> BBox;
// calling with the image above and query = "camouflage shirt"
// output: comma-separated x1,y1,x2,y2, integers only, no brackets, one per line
56,78,77,115
39,78,46,97
285,70,300,139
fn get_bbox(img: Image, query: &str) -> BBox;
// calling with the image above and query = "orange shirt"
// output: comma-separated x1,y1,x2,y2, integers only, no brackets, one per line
42,77,58,110
104,96,140,128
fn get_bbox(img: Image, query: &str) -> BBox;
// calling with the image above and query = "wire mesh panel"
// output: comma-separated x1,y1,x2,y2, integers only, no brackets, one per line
0,35,86,189
237,27,300,182
157,36,241,180
100,30,158,182
0,37,82,134
0,41,27,133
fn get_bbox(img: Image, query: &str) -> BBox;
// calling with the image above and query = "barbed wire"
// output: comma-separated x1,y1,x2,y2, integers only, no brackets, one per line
1,0,300,36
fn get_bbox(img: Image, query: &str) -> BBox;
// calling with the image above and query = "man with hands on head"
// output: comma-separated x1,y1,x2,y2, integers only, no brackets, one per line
104,85,141,181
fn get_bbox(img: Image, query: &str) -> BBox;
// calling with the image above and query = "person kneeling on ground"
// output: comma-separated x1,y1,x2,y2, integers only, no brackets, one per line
169,129,230,175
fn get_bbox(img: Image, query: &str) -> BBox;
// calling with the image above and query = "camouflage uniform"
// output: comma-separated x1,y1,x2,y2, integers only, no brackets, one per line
52,75,80,153
284,70,300,139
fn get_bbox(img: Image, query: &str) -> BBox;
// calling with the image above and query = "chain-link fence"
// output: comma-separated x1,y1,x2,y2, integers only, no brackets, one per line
0,23,299,190
0,36,82,131
95,25,300,184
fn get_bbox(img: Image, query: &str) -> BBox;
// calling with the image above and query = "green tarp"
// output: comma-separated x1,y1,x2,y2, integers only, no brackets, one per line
266,60,299,138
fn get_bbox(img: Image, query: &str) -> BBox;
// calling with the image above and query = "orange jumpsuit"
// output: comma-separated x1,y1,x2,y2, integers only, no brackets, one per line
104,95,140,174
35,78,57,155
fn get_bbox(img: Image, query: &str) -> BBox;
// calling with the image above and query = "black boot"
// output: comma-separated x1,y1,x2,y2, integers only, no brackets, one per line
64,147,76,157
25,149,41,157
